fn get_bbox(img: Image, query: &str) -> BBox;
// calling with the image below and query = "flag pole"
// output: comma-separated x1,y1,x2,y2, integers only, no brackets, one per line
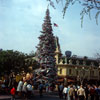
47,4,49,9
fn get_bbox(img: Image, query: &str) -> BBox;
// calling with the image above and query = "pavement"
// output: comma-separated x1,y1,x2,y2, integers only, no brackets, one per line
0,91,60,100
0,95,11,100
32,94,60,100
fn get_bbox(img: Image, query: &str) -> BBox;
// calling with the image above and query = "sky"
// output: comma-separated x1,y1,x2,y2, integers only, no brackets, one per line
0,0,100,58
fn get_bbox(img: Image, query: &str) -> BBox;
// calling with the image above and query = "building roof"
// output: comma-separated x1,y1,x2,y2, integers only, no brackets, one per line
60,55,100,67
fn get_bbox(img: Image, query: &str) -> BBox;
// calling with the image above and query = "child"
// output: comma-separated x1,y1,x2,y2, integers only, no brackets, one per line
10,86,16,100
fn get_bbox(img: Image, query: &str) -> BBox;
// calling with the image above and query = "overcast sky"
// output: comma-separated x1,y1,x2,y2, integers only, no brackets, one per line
0,0,100,57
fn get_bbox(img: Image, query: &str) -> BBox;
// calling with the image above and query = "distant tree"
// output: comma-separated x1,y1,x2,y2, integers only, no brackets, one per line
0,49,39,75
0,50,27,75
28,50,36,58
48,0,100,27
24,57,39,72
95,52,100,61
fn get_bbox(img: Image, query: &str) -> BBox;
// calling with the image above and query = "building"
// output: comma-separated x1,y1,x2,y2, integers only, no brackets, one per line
55,37,100,85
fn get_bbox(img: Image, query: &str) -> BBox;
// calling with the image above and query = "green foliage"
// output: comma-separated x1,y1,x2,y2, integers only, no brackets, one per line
0,50,26,75
28,50,36,58
0,50,39,75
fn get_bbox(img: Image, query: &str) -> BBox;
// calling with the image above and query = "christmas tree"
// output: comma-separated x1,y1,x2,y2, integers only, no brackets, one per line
36,8,57,83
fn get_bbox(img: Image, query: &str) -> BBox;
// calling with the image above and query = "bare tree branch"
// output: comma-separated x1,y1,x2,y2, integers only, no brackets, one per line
47,0,100,27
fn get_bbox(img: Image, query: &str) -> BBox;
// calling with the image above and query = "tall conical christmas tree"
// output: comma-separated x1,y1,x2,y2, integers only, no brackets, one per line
36,8,57,83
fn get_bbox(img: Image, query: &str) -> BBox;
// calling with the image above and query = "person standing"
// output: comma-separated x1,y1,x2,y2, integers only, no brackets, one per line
11,86,16,100
89,85,95,100
38,82,44,97
84,84,90,100
59,83,64,99
16,79,23,98
22,80,27,99
77,85,86,100
68,85,75,100
45,82,49,93
26,81,33,99
98,85,100,100
63,85,68,99
67,85,70,100
74,87,78,100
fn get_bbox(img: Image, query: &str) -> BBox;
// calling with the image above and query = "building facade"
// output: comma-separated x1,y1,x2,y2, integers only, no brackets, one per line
55,37,100,85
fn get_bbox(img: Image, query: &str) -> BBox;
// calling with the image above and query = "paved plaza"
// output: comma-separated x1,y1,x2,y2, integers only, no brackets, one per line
0,91,60,100
31,94,60,100
0,95,11,100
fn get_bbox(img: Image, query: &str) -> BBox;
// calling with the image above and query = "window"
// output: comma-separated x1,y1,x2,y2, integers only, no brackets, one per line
69,69,72,75
76,70,78,75
60,68,62,74
90,70,94,76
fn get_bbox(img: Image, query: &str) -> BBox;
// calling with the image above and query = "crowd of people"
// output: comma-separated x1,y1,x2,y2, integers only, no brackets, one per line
0,73,100,100
0,73,56,100
58,83,100,100
12,76,56,100
0,73,35,100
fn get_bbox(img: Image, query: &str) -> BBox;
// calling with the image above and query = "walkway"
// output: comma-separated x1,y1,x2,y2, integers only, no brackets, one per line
0,91,60,100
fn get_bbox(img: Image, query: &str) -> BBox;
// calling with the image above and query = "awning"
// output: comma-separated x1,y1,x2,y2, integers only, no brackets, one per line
67,79,75,82
57,79,64,82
